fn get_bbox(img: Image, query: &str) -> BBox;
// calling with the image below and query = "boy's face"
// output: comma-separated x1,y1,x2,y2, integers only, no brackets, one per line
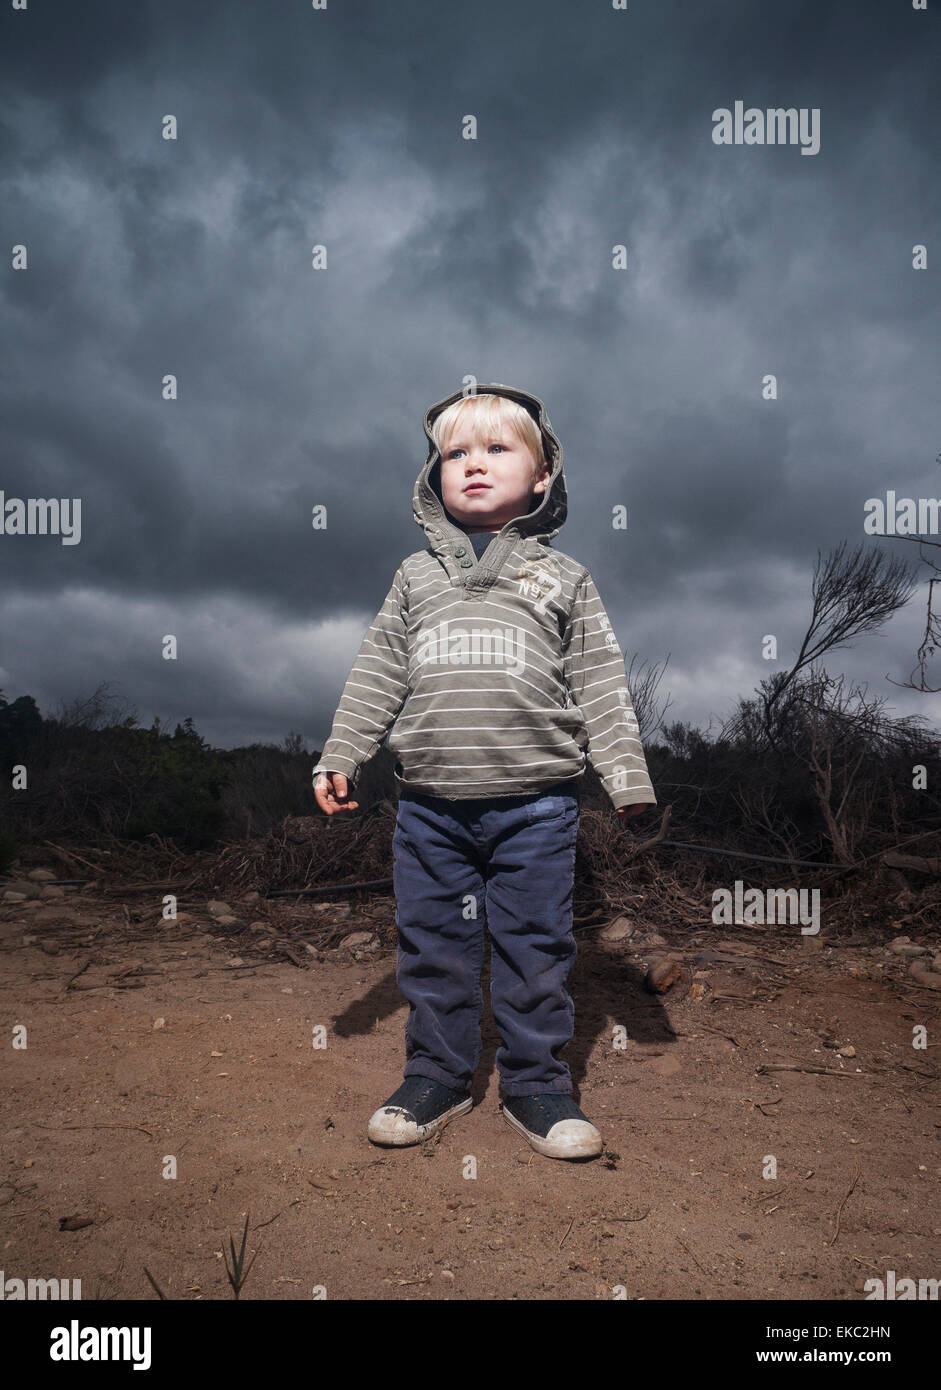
438,424,550,533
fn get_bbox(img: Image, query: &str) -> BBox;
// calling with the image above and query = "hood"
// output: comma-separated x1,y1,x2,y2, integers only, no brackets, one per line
412,384,567,558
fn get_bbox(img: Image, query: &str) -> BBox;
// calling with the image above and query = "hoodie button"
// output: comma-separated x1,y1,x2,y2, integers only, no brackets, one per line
455,546,466,556
460,558,473,568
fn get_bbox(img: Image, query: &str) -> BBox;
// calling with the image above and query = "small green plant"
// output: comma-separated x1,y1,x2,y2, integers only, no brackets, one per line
223,1213,259,1299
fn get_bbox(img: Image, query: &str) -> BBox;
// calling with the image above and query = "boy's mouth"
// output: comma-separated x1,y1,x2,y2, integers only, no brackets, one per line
464,483,491,493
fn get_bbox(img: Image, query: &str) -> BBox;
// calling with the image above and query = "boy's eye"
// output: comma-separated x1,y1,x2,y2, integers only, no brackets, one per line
446,444,506,459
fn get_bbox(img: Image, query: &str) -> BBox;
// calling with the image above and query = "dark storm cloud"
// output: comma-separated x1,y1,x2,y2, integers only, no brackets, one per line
1,0,938,748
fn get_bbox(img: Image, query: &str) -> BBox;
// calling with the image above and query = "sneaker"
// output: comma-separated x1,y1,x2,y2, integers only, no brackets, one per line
367,1075,472,1147
501,1093,603,1159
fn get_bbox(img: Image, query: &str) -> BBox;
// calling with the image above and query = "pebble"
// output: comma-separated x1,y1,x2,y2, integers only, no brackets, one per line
599,916,634,943
339,931,375,950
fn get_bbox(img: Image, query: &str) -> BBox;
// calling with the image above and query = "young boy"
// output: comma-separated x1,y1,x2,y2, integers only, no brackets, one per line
313,384,656,1160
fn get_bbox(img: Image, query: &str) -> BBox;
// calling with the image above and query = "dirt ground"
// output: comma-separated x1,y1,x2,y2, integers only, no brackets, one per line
2,879,939,1302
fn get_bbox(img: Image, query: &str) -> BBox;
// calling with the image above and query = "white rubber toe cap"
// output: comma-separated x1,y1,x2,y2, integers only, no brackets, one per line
502,1107,603,1159
543,1119,603,1159
367,1105,420,1145
367,1095,472,1146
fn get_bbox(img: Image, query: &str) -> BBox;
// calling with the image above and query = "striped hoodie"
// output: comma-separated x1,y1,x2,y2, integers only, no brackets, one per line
312,384,657,810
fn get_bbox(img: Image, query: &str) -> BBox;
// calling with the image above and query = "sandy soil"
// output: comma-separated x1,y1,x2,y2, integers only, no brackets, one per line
2,883,939,1301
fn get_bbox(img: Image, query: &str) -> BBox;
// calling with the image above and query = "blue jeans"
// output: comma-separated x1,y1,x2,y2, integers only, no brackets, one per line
392,782,580,1097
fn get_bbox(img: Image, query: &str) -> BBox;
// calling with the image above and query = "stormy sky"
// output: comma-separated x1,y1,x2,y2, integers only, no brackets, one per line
2,0,939,758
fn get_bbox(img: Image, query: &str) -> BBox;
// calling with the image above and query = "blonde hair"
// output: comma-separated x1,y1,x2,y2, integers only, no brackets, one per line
431,394,548,481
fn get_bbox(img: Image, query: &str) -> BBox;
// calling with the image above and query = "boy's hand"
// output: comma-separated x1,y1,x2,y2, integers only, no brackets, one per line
617,803,653,820
314,772,360,815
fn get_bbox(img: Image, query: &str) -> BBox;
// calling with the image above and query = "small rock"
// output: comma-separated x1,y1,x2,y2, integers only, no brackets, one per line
837,1045,856,1058
644,957,684,994
339,931,375,950
693,950,720,965
59,1214,94,1231
42,885,66,899
249,921,268,933
889,939,929,958
599,916,634,943
2,879,44,898
3,892,27,903
227,957,245,968
22,934,37,945
152,1017,166,1030
909,961,941,990
214,915,240,928
39,940,60,955
241,891,261,904
635,932,668,949
27,869,57,882
206,900,233,917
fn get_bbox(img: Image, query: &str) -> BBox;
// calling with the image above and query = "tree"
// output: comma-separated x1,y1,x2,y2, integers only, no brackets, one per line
723,541,917,752
625,653,672,745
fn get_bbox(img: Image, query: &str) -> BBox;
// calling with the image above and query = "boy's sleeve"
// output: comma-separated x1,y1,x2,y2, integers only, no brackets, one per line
562,570,657,811
311,563,410,786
